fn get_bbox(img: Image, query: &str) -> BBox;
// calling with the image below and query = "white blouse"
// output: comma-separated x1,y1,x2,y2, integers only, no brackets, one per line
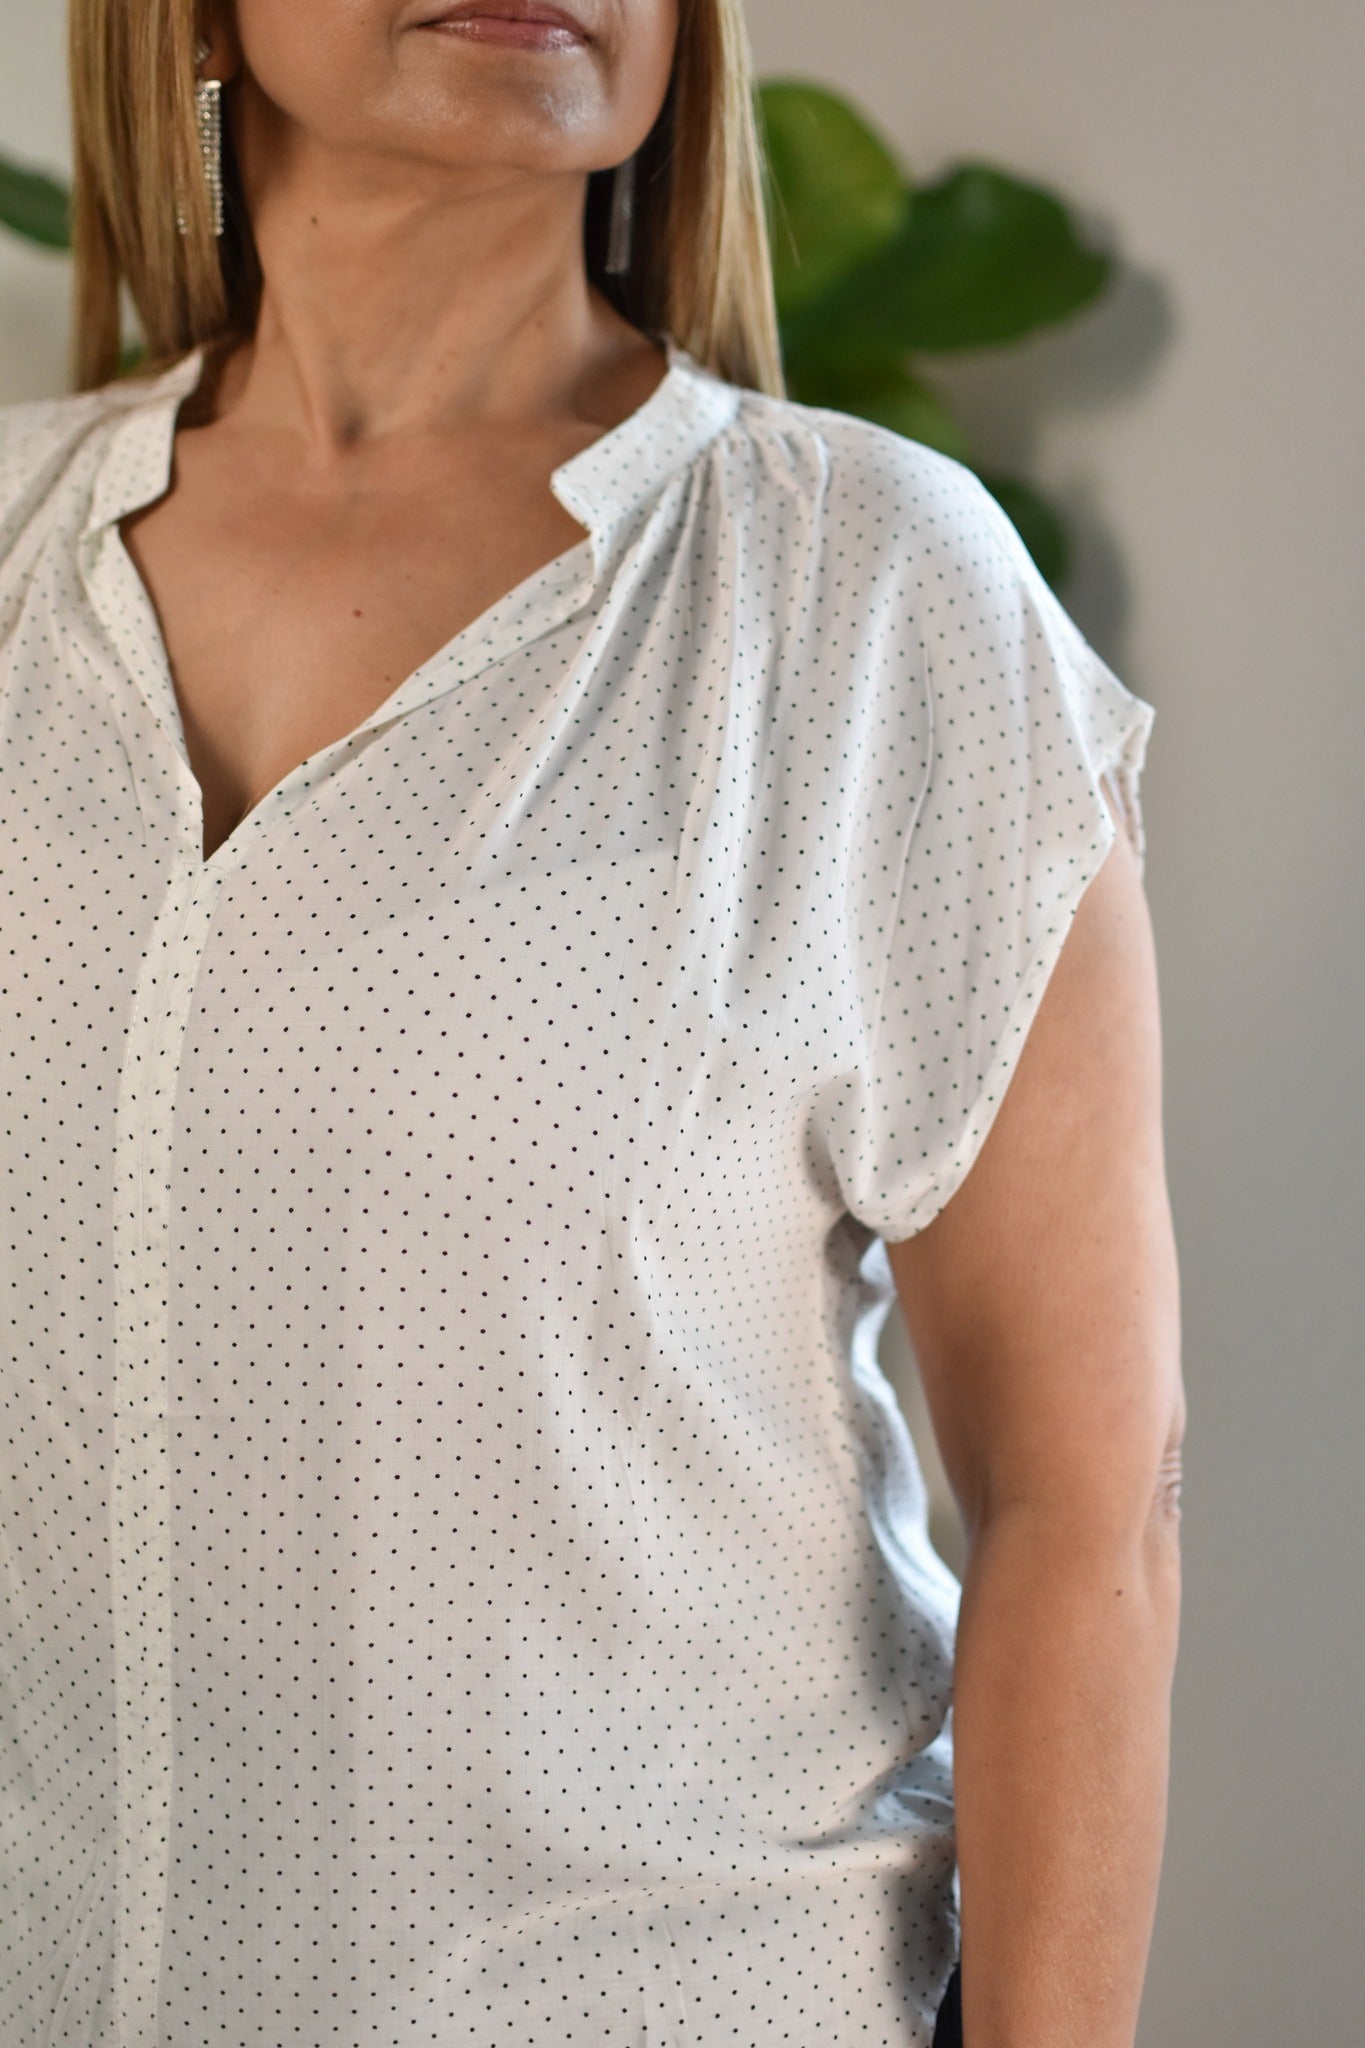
0,334,1154,2046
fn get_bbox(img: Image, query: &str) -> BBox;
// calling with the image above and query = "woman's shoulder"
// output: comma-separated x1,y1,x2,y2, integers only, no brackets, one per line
714,378,1040,660
0,377,130,564
712,378,1039,649
725,379,1013,562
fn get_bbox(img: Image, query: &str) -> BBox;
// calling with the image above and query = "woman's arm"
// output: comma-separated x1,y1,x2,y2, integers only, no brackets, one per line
886,792,1183,2048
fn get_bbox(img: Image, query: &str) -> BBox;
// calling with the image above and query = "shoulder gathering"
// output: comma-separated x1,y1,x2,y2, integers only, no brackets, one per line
0,378,132,570
725,381,1024,587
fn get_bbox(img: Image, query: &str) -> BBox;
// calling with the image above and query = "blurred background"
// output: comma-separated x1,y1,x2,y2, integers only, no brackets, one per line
2,3,1362,2040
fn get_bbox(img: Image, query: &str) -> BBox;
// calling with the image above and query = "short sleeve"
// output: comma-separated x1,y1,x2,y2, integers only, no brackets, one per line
821,452,1157,1243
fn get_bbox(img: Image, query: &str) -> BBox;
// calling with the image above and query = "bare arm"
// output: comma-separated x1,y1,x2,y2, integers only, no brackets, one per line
885,788,1183,2048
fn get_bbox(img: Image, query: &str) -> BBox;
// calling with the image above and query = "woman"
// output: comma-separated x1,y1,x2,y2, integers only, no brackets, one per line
0,2,1184,2043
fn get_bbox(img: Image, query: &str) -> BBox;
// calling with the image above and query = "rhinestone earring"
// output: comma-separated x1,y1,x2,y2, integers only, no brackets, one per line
175,37,224,238
604,152,636,275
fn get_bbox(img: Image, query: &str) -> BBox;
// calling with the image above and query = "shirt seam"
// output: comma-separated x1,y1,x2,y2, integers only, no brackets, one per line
860,629,936,1115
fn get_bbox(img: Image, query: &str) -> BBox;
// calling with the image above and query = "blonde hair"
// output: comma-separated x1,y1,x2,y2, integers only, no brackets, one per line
66,0,785,400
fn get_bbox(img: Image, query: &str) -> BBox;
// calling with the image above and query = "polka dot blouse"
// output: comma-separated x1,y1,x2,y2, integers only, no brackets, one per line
0,333,1155,2045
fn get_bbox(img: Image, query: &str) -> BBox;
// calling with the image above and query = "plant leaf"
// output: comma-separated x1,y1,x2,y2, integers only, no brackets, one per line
0,151,72,250
782,160,1112,363
974,470,1071,590
755,79,909,319
782,352,972,464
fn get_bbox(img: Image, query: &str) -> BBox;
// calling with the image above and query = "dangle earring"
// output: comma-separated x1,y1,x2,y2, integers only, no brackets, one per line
604,152,636,275
175,37,224,238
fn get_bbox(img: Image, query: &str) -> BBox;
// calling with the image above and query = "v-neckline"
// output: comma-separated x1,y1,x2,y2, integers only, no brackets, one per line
77,332,740,876
106,511,599,870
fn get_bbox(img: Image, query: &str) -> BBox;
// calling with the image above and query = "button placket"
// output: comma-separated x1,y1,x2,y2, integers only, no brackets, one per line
110,854,225,2044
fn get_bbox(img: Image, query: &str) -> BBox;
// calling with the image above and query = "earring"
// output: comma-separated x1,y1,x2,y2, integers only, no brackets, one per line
604,152,636,275
175,36,224,239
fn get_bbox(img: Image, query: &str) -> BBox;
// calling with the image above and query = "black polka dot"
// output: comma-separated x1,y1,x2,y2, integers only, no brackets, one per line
0,333,1154,2043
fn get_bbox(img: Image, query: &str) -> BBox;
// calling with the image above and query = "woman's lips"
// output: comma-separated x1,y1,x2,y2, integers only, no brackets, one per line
417,5,589,49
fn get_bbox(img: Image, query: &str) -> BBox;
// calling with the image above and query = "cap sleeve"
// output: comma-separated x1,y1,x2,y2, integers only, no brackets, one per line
818,449,1156,1244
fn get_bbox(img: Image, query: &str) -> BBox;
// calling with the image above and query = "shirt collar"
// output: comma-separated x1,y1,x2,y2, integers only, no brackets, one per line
78,332,742,576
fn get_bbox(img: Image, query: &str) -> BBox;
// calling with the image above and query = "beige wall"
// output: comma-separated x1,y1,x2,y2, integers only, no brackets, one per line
3,3,1362,2038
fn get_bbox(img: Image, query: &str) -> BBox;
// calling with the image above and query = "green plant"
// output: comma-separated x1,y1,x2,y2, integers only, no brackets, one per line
0,152,69,248
757,79,1118,588
1,82,1117,585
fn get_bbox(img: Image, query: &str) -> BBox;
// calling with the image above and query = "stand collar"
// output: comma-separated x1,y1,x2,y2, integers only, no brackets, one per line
78,333,742,576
